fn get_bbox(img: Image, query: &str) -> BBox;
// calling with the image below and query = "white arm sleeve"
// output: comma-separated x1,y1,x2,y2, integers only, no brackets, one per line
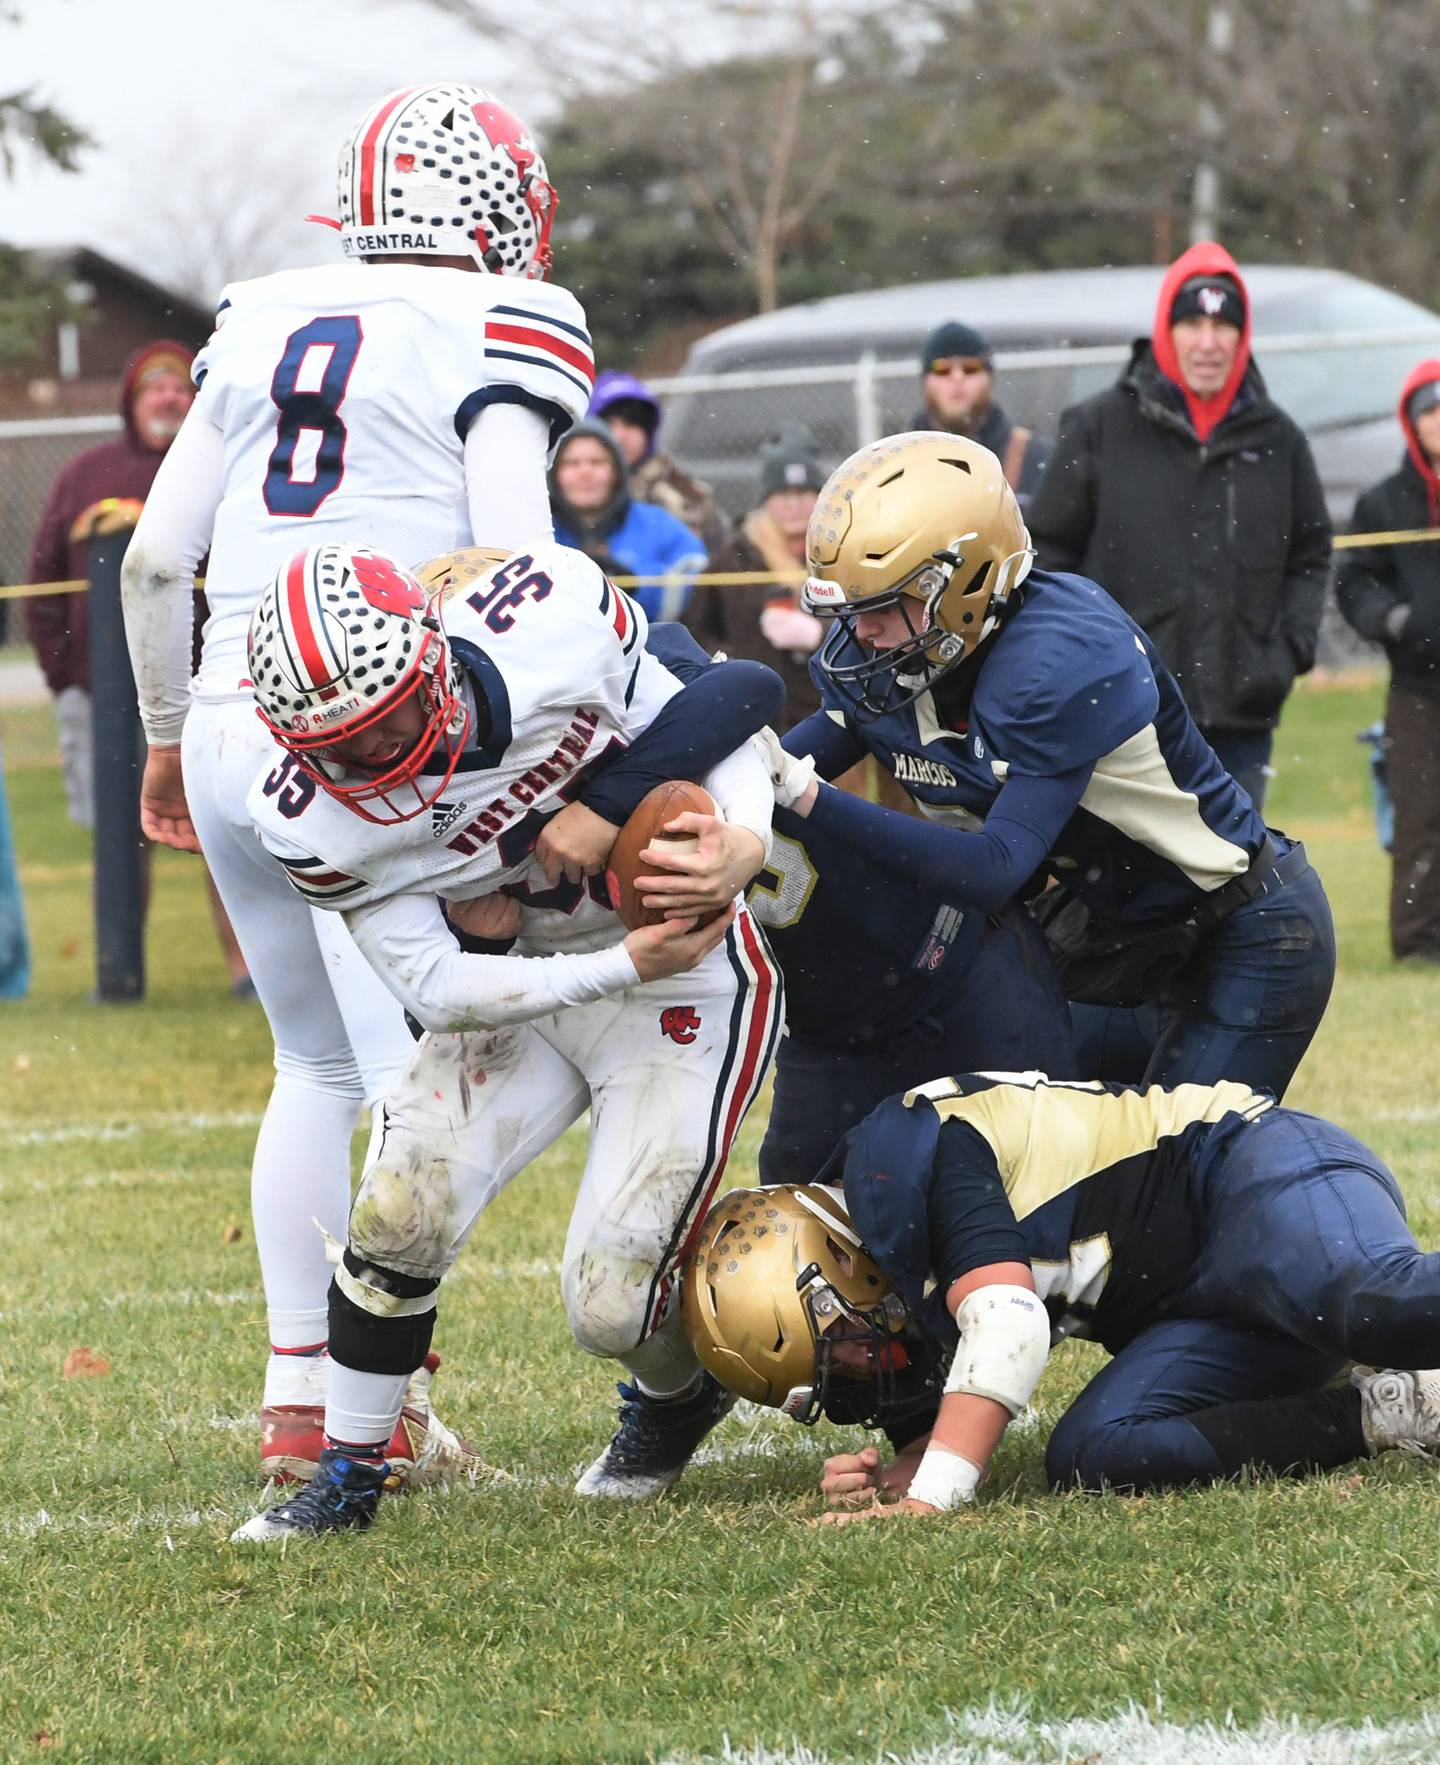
464,401,554,552
121,404,226,745
703,733,776,862
343,890,639,1033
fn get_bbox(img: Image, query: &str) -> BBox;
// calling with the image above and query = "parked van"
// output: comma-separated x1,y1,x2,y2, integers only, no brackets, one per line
657,264,1440,522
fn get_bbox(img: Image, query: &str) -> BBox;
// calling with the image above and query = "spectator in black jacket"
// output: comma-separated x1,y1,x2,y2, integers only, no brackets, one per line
1028,242,1332,809
913,321,1050,509
1336,360,1440,962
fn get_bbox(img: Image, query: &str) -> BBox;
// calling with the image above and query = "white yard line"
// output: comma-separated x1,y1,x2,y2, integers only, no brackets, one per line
674,1703,1440,1765
3,1258,560,1324
6,1111,264,1147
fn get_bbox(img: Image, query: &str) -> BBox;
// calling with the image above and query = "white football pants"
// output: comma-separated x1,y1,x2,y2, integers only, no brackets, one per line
346,909,783,1396
182,697,414,1348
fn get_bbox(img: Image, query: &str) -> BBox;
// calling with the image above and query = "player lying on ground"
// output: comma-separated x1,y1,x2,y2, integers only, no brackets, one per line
682,1071,1440,1519
232,542,785,1542
762,432,1335,1101
121,82,597,1482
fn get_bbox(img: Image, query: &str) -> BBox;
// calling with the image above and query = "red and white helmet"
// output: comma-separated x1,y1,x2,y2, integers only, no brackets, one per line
248,544,469,824
315,83,557,279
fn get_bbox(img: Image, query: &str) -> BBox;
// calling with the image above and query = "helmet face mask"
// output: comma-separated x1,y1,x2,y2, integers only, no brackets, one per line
248,545,470,825
792,1266,920,1428
808,548,981,723
803,432,1034,722
680,1185,943,1430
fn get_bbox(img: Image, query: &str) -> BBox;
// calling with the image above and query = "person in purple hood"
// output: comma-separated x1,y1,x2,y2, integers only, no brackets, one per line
589,369,730,555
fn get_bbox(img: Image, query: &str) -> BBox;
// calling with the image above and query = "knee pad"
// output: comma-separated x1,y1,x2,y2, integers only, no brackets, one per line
328,1250,438,1376
563,1246,657,1361
348,1163,453,1281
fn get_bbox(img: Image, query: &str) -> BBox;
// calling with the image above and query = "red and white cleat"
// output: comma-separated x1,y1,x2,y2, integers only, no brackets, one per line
259,1352,328,1483
389,1352,490,1488
259,1351,487,1486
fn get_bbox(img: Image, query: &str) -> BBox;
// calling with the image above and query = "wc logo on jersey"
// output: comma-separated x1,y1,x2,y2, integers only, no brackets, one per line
660,1006,701,1044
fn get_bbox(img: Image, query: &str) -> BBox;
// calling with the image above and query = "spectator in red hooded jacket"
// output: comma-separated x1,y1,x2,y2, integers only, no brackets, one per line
1028,242,1332,809
1336,361,1440,961
23,339,250,994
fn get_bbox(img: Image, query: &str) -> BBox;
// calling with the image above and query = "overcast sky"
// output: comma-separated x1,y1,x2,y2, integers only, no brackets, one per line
2,0,557,294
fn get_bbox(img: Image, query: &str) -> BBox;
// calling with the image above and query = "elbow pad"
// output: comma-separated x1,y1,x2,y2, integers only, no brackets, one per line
944,1283,1050,1416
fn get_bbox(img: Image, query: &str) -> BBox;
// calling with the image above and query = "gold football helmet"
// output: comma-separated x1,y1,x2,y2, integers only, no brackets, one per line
681,1185,923,1427
802,431,1033,719
413,546,515,606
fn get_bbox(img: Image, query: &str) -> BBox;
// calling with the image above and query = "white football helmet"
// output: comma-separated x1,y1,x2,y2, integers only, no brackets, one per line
248,544,469,824
313,83,557,279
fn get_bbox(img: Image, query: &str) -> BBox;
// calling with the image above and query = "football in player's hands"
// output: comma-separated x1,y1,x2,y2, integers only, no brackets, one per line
605,780,720,931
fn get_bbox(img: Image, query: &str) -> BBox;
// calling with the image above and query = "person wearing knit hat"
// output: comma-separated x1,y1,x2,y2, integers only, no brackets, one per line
589,368,731,555
685,429,910,820
686,429,828,732
1337,359,1440,962
1028,241,1332,810
913,320,1051,509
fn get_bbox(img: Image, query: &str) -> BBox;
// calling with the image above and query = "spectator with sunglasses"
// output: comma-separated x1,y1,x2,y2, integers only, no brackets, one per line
913,321,1051,509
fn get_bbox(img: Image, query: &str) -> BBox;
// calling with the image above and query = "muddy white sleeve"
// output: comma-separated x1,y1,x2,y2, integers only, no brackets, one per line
343,891,639,1032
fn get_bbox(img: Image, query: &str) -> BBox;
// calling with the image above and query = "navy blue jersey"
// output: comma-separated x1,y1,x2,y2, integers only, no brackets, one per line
807,570,1269,924
749,804,985,1045
820,1071,1274,1354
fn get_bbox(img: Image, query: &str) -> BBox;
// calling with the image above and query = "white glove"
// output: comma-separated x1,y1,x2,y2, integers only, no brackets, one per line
759,603,825,655
757,725,818,810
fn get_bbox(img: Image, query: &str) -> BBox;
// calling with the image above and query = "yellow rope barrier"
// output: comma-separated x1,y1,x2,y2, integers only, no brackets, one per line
2,529,1437,603
0,567,811,602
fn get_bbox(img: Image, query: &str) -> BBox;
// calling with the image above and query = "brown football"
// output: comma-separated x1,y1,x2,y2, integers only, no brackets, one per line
605,780,720,932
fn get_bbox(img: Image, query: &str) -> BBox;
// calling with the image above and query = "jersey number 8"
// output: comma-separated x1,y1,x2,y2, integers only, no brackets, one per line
263,316,363,517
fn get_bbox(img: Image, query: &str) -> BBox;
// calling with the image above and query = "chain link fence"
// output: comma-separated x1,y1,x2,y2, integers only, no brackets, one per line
0,415,122,644
1,339,1397,666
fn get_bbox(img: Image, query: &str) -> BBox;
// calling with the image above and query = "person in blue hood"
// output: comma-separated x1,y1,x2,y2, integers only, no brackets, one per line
549,418,706,622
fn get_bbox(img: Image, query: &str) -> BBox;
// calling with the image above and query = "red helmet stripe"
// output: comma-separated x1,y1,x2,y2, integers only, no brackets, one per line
284,552,337,698
358,87,418,226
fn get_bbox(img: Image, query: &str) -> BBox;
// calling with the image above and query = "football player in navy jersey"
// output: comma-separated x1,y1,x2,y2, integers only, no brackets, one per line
643,623,1078,1185
761,432,1335,1099
682,1073,1440,1517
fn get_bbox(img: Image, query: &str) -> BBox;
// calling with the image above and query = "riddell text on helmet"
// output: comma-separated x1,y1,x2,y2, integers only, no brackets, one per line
343,230,445,255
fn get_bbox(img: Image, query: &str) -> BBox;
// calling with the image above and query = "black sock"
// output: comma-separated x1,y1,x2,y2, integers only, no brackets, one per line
324,1435,389,1464
1187,1384,1368,1479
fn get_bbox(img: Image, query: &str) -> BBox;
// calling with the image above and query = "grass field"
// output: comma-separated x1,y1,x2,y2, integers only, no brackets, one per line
7,671,1440,1765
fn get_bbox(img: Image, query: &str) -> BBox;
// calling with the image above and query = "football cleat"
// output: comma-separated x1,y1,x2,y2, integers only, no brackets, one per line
1354,1366,1440,1455
231,1448,398,1544
388,1352,490,1488
260,1351,329,1483
574,1373,736,1500
260,1351,485,1487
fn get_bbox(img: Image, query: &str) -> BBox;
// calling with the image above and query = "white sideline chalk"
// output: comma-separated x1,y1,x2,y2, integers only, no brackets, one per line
677,1701,1440,1765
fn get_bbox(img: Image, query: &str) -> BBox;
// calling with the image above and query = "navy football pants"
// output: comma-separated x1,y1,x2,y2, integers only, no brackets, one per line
1070,858,1335,1102
1046,1110,1440,1492
759,913,1078,1187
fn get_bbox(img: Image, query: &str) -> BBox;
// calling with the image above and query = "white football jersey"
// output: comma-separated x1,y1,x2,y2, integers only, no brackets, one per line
191,262,593,693
249,542,670,957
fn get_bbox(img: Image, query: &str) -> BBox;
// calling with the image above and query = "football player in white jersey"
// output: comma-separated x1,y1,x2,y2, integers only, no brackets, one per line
120,85,594,1482
229,542,784,1542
